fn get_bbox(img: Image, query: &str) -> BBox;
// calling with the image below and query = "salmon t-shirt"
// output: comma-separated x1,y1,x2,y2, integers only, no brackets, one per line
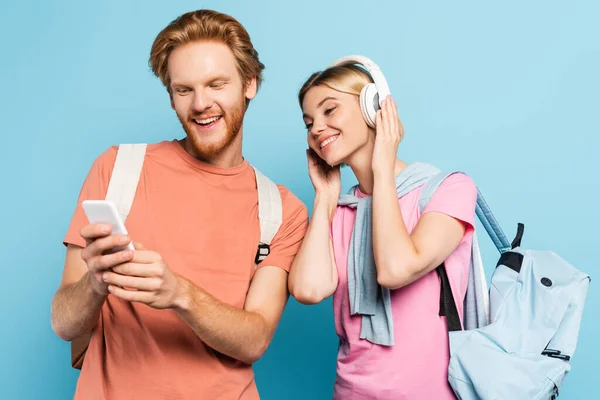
63,140,308,400
330,173,477,400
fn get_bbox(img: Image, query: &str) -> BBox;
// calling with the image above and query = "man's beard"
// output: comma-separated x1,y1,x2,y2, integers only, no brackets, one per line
177,98,245,159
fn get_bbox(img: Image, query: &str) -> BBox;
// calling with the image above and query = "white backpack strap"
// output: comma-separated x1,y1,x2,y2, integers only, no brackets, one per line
252,166,282,265
105,144,147,222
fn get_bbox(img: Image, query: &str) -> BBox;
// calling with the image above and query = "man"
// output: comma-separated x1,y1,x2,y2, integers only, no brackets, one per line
51,9,308,399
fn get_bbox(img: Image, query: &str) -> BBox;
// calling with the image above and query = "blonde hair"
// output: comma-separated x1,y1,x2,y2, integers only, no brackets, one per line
298,64,373,108
149,9,264,103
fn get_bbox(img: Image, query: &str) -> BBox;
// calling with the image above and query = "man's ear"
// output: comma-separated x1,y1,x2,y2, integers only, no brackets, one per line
245,77,258,101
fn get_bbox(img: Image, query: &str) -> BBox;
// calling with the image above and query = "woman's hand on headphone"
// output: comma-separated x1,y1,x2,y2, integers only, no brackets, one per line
372,96,404,176
306,148,341,201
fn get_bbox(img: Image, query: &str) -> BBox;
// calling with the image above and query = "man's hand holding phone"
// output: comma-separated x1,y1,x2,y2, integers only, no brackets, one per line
79,223,135,296
81,200,185,309
81,200,135,296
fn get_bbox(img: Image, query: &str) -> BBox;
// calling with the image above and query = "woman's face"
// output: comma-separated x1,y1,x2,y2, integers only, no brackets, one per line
302,85,372,166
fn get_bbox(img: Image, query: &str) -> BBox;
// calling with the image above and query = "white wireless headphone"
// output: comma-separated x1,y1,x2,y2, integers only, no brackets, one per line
328,55,391,128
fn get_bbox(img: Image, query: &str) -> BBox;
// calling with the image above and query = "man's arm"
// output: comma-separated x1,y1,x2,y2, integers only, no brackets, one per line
106,247,289,365
105,187,308,364
177,265,289,364
51,245,105,341
51,225,135,341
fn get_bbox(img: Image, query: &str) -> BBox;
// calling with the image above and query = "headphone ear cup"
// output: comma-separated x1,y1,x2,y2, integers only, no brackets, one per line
359,83,379,128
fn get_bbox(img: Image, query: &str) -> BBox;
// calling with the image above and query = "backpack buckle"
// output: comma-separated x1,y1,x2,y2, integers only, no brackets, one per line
255,243,271,264
542,349,571,361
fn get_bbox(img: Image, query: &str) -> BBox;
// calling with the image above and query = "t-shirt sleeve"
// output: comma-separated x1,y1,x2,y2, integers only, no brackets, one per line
421,173,478,237
63,147,118,248
257,186,309,273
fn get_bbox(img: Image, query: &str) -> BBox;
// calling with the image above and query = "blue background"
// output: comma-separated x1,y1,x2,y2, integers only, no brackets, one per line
1,0,598,398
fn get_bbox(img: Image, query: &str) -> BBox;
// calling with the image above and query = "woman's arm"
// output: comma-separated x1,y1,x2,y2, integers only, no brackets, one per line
288,149,340,304
372,173,468,289
288,193,338,304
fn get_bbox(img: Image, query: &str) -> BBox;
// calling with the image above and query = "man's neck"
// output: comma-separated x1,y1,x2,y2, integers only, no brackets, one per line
180,136,245,169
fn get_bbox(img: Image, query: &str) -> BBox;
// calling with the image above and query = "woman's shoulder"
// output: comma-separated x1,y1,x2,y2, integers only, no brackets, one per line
420,172,478,223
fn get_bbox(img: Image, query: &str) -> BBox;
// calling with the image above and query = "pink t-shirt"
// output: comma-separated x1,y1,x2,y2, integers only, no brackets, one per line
330,174,477,400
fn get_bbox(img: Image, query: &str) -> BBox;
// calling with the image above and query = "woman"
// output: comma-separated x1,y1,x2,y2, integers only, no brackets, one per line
288,60,478,399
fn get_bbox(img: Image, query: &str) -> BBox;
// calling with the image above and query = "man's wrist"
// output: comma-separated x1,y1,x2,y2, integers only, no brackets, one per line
172,275,192,312
83,272,109,304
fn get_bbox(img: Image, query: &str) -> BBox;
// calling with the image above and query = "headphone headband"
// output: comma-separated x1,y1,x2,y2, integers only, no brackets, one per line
329,55,391,105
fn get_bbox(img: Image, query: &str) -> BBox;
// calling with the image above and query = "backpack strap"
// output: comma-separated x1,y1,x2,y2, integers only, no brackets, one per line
252,166,283,265
417,171,466,331
418,171,511,253
71,143,146,370
474,189,511,254
104,149,281,267
417,171,496,332
105,144,147,222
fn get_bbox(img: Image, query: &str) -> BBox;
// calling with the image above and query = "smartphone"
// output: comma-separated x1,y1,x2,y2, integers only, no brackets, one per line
82,200,134,253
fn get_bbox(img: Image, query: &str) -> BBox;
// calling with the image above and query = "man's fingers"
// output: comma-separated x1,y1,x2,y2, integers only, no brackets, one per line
108,285,156,303
80,223,111,240
90,249,134,272
131,250,161,264
80,223,112,243
103,272,161,291
112,262,163,277
83,234,131,260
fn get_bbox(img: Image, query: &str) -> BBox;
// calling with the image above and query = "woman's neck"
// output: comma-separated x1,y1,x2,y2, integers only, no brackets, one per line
347,140,407,195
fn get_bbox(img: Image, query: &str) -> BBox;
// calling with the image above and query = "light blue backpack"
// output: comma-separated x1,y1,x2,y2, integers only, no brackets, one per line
419,171,591,400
